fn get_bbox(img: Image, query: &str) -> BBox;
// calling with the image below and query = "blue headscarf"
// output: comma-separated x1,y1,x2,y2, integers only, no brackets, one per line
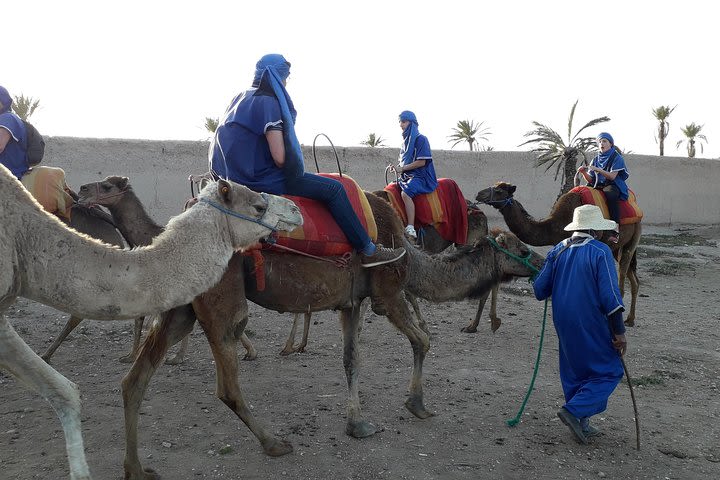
399,110,419,165
597,132,614,145
0,86,12,115
254,54,304,179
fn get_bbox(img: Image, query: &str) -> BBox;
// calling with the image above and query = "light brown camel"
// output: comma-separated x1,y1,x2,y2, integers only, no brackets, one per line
119,190,544,480
40,203,148,363
0,164,303,480
476,181,641,326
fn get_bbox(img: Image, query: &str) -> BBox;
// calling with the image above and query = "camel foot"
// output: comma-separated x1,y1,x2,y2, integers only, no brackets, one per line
119,353,137,364
124,466,161,480
460,325,478,334
279,346,295,356
261,438,294,457
242,352,258,361
490,317,502,332
345,420,377,438
624,318,635,327
404,397,434,419
164,354,185,365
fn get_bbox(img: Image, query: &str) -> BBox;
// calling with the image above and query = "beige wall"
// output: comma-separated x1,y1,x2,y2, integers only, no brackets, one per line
45,137,720,226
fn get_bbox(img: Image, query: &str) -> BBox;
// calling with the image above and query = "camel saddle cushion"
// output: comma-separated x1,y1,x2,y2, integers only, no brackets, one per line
570,186,643,225
270,173,378,256
384,178,468,245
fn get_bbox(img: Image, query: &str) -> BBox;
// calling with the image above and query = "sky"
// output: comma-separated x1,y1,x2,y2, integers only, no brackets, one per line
5,0,718,159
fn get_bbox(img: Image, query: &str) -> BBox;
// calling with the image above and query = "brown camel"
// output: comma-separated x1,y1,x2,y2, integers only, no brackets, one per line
120,191,544,480
41,203,148,363
476,181,641,326
0,164,303,480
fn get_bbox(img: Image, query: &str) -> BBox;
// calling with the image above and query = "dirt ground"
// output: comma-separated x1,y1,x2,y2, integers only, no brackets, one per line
2,223,719,480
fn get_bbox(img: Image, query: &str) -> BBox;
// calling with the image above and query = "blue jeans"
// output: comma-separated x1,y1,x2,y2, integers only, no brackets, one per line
285,173,372,252
601,184,621,225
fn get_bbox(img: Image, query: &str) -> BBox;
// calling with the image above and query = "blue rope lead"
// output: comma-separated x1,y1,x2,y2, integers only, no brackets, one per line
506,298,548,427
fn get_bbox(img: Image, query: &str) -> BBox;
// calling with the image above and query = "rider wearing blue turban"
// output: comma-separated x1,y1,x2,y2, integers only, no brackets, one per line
395,110,438,238
209,54,405,267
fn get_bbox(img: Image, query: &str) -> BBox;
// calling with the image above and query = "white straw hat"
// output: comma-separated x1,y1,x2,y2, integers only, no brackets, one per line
564,205,618,231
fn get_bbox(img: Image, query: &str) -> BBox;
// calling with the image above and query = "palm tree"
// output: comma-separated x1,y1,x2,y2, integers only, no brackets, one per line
204,117,219,134
361,133,386,147
676,123,708,158
12,94,40,121
652,105,676,156
448,119,491,151
519,100,610,198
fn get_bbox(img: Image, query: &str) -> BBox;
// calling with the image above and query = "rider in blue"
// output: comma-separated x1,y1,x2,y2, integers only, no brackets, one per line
209,54,404,267
577,132,629,243
393,110,438,238
533,204,628,445
0,86,29,180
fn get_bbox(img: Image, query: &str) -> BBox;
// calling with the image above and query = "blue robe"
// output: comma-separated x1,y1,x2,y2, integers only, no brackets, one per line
533,233,625,419
588,149,630,200
397,133,438,198
0,111,29,180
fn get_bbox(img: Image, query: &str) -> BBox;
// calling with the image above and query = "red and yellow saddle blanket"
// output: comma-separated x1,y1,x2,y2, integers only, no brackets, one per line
569,186,643,225
263,173,377,256
384,178,468,245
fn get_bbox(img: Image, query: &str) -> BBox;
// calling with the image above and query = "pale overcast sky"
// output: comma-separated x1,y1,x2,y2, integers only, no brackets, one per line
5,0,718,159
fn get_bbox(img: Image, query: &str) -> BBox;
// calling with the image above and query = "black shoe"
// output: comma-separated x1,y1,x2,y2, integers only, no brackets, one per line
361,245,406,268
558,407,588,445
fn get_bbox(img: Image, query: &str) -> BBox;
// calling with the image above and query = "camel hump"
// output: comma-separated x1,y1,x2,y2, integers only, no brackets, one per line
569,186,643,225
272,173,377,256
384,178,468,244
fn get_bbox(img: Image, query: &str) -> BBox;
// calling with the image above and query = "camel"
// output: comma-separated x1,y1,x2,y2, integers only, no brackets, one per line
0,164,303,480
476,181,641,326
40,203,149,363
373,188,507,333
119,189,544,480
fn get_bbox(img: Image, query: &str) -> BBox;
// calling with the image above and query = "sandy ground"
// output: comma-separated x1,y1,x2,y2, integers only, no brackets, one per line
1,224,719,480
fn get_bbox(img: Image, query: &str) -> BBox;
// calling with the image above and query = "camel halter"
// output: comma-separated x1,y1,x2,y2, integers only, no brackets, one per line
85,182,128,204
483,187,514,208
198,193,280,233
485,235,540,278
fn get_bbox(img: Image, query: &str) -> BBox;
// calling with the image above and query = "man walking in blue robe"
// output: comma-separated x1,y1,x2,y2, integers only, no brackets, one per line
533,204,628,444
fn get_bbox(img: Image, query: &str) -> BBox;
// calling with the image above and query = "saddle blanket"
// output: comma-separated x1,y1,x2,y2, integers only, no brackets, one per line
269,173,377,256
570,186,643,225
384,178,468,245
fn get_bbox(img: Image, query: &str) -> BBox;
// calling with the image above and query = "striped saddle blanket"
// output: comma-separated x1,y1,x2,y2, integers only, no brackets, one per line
570,186,643,225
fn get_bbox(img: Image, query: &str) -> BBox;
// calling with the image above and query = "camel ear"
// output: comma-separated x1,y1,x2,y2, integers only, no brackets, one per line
509,185,516,195
495,232,508,248
118,177,129,190
217,179,232,203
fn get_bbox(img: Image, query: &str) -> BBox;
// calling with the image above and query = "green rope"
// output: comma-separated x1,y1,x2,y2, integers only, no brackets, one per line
506,298,548,427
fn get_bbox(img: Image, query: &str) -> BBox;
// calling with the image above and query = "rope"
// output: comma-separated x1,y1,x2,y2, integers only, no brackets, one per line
506,299,548,427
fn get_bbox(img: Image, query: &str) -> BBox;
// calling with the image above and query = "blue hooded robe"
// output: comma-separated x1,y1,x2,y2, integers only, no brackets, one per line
0,86,29,180
533,233,625,419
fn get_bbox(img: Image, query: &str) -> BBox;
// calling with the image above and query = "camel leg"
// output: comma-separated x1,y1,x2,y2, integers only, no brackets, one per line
376,292,433,420
488,285,501,332
120,317,145,364
339,307,376,438
192,301,293,456
164,332,190,365
122,305,196,480
1,315,91,480
240,331,257,360
403,292,426,333
297,312,312,352
461,290,490,333
625,266,639,327
280,313,303,355
41,315,83,363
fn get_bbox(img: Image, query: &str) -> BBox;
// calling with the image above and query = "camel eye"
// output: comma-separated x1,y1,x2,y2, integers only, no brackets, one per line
221,185,229,195
102,184,111,191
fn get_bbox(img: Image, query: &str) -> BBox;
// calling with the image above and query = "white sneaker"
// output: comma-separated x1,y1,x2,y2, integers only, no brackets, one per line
405,225,417,238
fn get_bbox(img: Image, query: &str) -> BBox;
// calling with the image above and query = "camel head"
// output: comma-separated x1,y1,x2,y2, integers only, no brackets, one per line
78,176,131,207
475,182,516,209
196,179,303,248
483,229,545,279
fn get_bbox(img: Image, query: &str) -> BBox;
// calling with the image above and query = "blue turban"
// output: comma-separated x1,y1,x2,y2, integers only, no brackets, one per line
399,110,420,166
597,132,614,145
253,54,304,179
0,86,12,115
